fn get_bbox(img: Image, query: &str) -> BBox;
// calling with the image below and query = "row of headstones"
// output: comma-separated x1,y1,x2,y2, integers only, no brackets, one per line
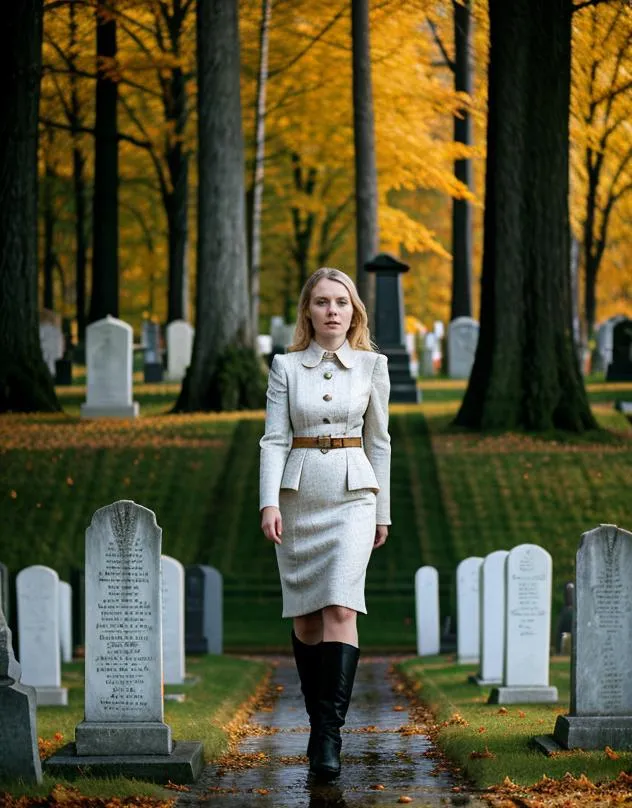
415,543,558,703
1,500,212,784
1,557,222,707
415,524,632,751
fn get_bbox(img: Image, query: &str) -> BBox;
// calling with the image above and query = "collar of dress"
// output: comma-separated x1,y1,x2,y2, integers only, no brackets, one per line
301,339,355,368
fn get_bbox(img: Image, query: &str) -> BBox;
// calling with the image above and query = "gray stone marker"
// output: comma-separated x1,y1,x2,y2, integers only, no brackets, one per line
143,320,163,383
448,317,479,379
185,564,223,655
414,566,440,656
489,544,558,704
542,524,632,751
59,580,73,664
80,315,140,419
16,565,68,706
0,605,42,784
39,318,64,377
456,557,483,664
44,501,203,783
475,550,508,686
0,561,9,621
161,555,185,685
166,319,194,382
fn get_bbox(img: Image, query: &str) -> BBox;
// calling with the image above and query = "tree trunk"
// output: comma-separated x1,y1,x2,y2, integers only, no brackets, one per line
0,0,60,412
69,0,88,342
164,65,189,323
450,0,473,320
249,0,272,338
88,1,118,322
455,0,596,432
174,0,256,412
351,0,377,324
42,131,56,311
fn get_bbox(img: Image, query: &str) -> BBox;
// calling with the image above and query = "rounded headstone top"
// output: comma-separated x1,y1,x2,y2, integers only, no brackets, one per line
364,253,410,274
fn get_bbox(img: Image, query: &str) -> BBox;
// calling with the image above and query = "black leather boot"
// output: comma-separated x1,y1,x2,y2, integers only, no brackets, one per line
309,641,360,780
291,631,322,759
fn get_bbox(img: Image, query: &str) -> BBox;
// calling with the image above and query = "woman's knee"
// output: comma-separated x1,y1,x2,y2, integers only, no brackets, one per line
322,605,357,626
294,611,323,642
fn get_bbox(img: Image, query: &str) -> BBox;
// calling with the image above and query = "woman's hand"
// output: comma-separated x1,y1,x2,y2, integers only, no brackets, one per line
373,524,388,549
261,506,283,545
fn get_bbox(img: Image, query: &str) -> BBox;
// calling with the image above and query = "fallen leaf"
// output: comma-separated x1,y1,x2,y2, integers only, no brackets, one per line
370,784,385,790
397,797,413,804
605,745,619,760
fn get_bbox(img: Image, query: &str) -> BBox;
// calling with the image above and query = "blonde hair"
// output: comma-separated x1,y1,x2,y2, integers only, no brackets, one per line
288,267,375,352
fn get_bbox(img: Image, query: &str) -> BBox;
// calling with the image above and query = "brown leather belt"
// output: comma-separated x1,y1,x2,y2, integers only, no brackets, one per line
292,436,362,449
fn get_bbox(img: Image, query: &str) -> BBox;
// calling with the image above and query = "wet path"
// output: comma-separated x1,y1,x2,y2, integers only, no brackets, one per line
176,657,485,807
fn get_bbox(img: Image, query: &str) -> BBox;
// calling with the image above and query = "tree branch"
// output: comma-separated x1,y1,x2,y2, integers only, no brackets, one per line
426,16,455,71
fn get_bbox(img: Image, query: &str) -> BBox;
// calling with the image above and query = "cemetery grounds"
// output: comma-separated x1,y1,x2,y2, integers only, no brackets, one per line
1,373,632,805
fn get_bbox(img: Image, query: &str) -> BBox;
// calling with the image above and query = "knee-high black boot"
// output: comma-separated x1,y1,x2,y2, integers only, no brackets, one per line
291,631,322,758
309,641,360,780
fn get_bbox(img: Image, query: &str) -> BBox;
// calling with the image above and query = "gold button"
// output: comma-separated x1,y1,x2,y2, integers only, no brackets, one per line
323,394,332,401
324,371,332,380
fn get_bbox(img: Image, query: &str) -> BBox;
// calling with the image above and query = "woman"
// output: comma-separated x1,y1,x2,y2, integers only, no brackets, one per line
260,266,391,780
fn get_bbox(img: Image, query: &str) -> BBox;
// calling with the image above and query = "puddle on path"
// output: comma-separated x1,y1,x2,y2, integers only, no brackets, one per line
176,657,485,807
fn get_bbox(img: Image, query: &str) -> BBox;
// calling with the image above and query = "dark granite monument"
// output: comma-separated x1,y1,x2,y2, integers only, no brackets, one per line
364,253,420,403
606,319,632,381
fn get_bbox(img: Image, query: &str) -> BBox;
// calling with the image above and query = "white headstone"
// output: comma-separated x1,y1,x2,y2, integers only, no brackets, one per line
415,566,440,656
456,557,483,664
256,334,272,356
270,316,286,350
550,524,632,749
39,322,64,377
448,317,479,379
16,565,68,705
161,555,185,685
433,321,445,340
80,316,139,419
58,581,73,664
489,544,558,704
422,333,436,377
76,500,172,755
595,315,626,371
476,550,508,685
166,320,194,381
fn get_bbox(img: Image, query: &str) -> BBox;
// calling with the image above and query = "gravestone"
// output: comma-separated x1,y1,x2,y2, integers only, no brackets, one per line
161,555,185,685
166,320,194,381
0,562,9,620
593,315,625,373
421,333,436,377
0,605,42,784
44,501,203,783
554,582,574,653
448,317,479,379
256,335,272,357
39,312,64,377
185,565,223,655
415,566,440,656
143,321,163,383
606,319,632,381
365,253,420,402
16,565,68,705
59,581,73,664
547,524,632,750
80,316,139,419
456,557,483,664
489,544,558,704
475,550,508,686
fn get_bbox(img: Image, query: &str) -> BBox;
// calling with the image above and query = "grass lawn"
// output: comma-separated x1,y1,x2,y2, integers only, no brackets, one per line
1,376,631,650
0,654,269,800
398,655,632,789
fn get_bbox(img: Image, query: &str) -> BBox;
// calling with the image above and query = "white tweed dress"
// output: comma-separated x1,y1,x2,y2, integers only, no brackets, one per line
259,340,391,618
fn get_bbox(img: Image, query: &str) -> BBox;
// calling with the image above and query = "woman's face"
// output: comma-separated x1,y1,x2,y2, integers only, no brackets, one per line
308,278,354,345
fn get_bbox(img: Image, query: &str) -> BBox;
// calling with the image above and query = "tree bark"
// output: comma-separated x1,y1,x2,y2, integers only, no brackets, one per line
70,0,88,342
455,0,596,432
174,0,256,412
450,0,473,320
88,1,118,322
248,0,272,338
0,0,60,412
42,128,57,311
351,0,377,324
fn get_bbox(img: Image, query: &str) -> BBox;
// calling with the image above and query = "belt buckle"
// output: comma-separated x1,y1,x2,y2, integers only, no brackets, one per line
318,435,332,449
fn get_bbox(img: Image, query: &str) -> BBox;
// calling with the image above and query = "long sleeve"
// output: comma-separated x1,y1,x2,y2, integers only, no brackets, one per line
259,355,292,510
363,354,391,525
